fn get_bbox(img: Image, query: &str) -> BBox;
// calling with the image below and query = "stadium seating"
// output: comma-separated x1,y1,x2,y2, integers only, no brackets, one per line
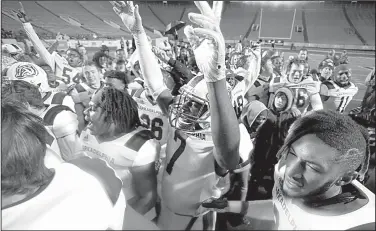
2,1,375,46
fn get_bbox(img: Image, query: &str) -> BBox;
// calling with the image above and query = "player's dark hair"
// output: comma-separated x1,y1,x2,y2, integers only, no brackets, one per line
104,70,128,85
1,98,53,195
277,110,370,181
97,87,140,132
286,58,304,74
2,80,44,109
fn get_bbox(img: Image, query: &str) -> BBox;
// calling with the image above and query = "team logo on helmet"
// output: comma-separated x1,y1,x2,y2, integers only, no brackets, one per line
15,64,39,79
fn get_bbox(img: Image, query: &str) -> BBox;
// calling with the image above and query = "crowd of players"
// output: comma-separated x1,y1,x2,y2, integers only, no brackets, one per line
1,1,375,230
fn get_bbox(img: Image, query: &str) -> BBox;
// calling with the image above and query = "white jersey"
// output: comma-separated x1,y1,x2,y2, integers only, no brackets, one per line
273,162,375,230
80,127,159,199
23,23,82,92
161,123,252,217
2,157,126,230
320,81,358,113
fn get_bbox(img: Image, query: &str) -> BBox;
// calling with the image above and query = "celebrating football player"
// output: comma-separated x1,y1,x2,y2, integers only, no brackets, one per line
202,110,375,230
320,64,358,113
81,87,159,215
268,58,323,117
15,3,84,92
111,1,254,229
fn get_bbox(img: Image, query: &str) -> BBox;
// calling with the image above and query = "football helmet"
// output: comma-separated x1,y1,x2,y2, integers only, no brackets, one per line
333,64,351,87
2,43,23,60
6,62,50,93
169,75,232,135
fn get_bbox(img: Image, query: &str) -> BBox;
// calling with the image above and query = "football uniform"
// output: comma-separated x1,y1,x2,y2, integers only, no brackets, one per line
131,88,170,198
41,104,80,161
22,23,82,92
273,162,375,230
320,81,358,113
80,127,159,200
2,157,126,230
42,91,76,112
158,123,252,230
268,76,321,114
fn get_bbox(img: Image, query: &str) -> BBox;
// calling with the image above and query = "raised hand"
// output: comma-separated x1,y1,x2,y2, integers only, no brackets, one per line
13,2,31,23
110,1,144,35
184,1,226,82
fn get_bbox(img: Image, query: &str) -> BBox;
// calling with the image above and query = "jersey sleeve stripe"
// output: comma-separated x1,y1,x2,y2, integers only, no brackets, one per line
69,156,122,205
125,130,155,151
43,105,74,125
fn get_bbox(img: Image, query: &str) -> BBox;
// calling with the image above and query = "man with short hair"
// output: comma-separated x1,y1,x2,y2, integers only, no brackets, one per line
202,110,375,230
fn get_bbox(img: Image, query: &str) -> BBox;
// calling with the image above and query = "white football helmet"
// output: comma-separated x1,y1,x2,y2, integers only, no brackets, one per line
6,62,50,93
169,74,233,136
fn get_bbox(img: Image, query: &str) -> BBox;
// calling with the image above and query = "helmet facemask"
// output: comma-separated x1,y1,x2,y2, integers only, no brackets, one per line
169,84,210,133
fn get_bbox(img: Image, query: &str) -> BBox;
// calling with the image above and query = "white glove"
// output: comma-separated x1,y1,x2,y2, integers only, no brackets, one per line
184,1,225,82
110,1,144,35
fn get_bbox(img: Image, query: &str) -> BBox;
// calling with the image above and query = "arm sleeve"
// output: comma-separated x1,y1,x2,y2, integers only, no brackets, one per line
132,140,160,167
22,23,55,69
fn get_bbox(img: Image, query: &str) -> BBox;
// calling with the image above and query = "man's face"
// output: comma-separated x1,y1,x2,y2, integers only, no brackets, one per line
104,77,126,91
272,57,283,73
288,63,304,83
84,90,110,137
99,56,108,68
334,69,351,87
84,65,100,85
67,50,82,67
282,134,343,198
298,50,307,61
264,59,274,74
320,66,333,79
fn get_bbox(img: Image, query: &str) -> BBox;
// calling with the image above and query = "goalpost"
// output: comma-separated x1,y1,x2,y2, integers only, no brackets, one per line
258,8,297,40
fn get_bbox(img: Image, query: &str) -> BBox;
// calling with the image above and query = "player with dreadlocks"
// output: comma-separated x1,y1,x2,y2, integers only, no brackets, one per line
80,87,159,215
201,110,375,230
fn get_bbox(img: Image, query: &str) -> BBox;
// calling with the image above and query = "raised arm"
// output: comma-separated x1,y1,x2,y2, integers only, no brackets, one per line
111,1,172,115
15,3,54,68
186,1,240,169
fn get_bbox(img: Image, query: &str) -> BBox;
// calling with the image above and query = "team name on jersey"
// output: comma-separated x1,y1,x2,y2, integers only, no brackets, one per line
82,145,115,164
274,177,298,230
137,103,163,116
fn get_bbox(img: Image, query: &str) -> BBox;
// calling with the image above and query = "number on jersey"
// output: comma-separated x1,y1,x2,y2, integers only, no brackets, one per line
140,114,164,140
337,96,350,113
294,88,308,108
166,130,187,175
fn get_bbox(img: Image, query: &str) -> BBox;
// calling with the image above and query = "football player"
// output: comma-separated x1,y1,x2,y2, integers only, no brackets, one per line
81,87,159,215
320,64,358,113
245,49,280,106
5,61,75,110
202,110,375,230
2,80,80,161
15,4,83,92
104,70,128,91
112,1,254,229
69,61,103,133
317,58,335,82
1,99,160,230
268,58,323,117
